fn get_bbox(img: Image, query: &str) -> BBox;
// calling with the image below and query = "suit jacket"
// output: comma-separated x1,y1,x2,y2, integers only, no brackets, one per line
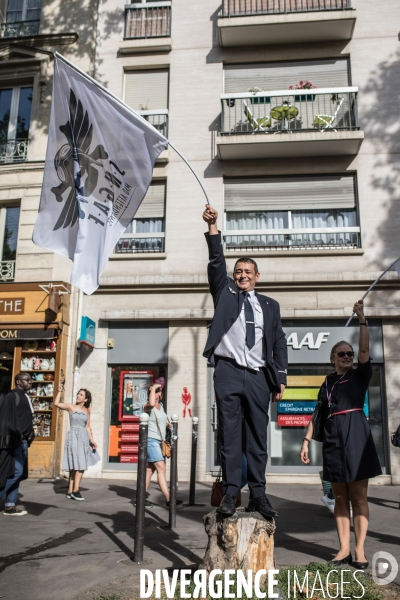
0,389,31,488
203,232,288,392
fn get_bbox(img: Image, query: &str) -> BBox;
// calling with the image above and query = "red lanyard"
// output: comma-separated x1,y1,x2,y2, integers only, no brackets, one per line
325,373,346,407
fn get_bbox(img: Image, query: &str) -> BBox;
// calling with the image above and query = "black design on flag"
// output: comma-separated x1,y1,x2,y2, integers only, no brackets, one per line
52,88,108,230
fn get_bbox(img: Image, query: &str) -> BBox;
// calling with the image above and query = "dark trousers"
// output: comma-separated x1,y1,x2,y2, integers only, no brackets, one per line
214,357,270,499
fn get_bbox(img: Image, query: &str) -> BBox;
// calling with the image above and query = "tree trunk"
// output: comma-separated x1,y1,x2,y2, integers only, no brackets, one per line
199,508,276,572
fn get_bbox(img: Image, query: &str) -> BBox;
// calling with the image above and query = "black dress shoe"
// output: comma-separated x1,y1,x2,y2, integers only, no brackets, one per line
217,494,237,516
247,495,279,518
352,560,369,570
329,553,352,566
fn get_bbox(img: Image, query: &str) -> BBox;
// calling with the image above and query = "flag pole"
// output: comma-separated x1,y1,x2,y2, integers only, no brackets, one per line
54,53,210,205
344,256,400,327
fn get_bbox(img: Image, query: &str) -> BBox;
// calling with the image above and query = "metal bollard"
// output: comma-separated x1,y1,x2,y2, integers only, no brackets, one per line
133,412,149,562
169,413,179,529
188,416,198,506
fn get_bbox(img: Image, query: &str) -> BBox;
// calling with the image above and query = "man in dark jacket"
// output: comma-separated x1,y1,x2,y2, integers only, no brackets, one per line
203,204,288,518
0,373,35,516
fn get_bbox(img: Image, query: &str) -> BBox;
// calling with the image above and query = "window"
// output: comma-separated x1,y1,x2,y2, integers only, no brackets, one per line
124,69,169,136
6,0,42,23
0,86,32,162
3,0,41,36
115,181,166,254
0,205,20,281
124,1,171,40
224,175,360,251
224,58,350,92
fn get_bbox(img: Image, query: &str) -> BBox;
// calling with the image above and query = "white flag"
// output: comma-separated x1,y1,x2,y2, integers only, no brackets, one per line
33,54,168,294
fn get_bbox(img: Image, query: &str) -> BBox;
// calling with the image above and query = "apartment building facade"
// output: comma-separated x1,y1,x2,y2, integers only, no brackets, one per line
1,0,399,483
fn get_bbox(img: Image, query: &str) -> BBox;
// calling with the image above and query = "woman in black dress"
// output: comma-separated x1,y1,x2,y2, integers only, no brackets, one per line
300,300,381,569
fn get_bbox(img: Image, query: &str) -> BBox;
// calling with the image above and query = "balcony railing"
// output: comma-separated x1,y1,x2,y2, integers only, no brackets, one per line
124,2,171,39
115,233,165,254
224,229,360,251
221,0,352,17
139,110,168,137
1,20,40,37
0,260,16,281
221,88,358,135
0,139,29,163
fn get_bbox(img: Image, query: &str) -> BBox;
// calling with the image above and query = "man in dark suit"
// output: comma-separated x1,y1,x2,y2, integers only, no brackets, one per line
0,373,35,516
203,204,287,518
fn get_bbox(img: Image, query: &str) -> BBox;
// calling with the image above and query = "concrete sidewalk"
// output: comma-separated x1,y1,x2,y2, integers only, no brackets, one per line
1,478,399,600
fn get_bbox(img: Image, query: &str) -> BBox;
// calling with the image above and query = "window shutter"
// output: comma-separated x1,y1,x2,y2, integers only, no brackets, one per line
124,69,169,111
135,181,166,219
224,59,349,93
225,176,356,211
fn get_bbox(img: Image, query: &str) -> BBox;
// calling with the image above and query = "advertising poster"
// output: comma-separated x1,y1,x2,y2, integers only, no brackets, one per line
118,370,155,421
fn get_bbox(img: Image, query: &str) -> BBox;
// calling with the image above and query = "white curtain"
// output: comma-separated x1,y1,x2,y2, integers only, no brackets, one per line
292,209,356,229
124,217,164,234
226,211,288,230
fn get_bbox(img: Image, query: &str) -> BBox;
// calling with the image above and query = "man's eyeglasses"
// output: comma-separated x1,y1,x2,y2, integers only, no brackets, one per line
335,351,354,358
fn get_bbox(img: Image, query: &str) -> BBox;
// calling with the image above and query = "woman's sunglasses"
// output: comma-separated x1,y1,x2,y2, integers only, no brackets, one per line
155,387,162,393
335,351,354,358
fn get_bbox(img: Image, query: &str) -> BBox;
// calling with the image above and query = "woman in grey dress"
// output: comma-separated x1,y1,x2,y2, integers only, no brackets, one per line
55,383,100,501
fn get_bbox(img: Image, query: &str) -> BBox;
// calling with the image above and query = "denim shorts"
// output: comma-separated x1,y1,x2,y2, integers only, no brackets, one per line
147,437,164,463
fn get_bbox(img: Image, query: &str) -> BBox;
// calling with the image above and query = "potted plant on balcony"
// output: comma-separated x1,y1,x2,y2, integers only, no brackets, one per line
289,81,316,102
248,86,271,105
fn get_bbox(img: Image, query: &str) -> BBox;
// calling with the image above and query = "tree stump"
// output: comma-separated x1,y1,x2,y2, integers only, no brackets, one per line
199,508,276,572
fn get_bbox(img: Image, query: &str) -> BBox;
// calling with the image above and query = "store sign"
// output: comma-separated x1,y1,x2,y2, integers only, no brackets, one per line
0,329,56,340
287,375,325,387
278,401,317,414
283,322,384,364
278,415,312,427
283,387,319,400
0,298,25,315
80,316,96,348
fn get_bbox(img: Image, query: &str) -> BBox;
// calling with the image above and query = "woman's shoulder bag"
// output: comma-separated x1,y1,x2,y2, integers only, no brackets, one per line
153,407,171,458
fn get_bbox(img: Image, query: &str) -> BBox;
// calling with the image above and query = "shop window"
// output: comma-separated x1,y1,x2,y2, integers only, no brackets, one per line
0,86,32,162
223,175,360,251
107,364,167,465
115,181,166,254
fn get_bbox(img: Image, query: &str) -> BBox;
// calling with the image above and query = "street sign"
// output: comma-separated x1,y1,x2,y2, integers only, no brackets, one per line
80,316,96,347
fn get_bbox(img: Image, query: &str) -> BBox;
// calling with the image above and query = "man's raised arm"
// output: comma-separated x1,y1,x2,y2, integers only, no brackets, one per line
202,204,227,301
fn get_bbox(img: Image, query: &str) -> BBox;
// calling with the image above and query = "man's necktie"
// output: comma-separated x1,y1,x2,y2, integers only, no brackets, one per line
242,292,255,349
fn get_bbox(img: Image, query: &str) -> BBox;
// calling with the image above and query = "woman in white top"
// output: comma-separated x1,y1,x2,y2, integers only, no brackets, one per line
140,379,182,508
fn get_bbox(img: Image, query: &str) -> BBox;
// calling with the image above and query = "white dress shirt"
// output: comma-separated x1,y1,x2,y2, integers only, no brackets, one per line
214,289,265,370
25,393,35,414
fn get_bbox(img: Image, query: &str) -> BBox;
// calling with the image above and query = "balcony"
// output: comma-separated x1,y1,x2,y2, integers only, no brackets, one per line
218,0,356,46
0,139,29,164
0,260,15,282
120,2,172,54
139,110,168,137
217,88,363,159
115,233,165,254
224,229,360,252
1,20,40,38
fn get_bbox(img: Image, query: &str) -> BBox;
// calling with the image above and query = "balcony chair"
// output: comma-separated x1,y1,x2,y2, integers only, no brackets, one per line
243,100,271,134
313,96,344,132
